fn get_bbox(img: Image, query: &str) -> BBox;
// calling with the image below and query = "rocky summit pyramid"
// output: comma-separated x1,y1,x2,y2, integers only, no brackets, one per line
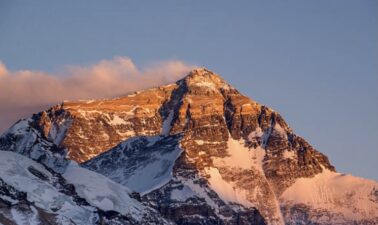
1,68,377,225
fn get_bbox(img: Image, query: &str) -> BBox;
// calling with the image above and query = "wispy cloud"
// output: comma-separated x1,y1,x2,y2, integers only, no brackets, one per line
0,57,194,133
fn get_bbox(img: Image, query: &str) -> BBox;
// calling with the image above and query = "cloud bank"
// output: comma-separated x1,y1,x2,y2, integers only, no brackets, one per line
0,57,194,133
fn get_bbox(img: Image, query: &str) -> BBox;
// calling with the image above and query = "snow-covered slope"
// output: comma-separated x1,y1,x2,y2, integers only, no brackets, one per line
83,135,183,195
0,151,98,225
0,151,171,225
63,161,145,220
281,168,378,224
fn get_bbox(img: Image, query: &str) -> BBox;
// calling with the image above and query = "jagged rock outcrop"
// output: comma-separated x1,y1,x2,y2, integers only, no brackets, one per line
1,68,377,225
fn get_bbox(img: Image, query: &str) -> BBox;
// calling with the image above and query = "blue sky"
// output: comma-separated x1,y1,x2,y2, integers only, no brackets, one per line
0,0,377,180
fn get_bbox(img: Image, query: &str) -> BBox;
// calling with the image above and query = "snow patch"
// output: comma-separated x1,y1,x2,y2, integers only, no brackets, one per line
11,207,40,225
248,127,264,141
195,140,204,145
117,130,136,136
282,150,296,159
0,194,19,204
212,138,265,172
273,123,287,139
48,117,72,145
161,110,174,135
4,118,32,136
205,167,252,207
108,115,129,125
77,109,102,120
179,177,219,210
193,81,217,90
170,185,197,201
63,161,144,219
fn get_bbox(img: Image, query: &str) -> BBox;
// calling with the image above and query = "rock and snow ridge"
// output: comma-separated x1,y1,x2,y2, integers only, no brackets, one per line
0,150,171,224
0,68,377,225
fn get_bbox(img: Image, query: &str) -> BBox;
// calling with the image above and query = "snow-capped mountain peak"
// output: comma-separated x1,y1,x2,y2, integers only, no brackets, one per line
0,68,377,225
180,68,235,92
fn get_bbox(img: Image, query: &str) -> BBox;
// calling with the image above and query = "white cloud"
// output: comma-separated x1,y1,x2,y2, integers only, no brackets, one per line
0,57,195,133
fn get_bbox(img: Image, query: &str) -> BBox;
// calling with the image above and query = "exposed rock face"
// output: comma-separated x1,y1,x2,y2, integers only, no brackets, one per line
1,68,377,225
32,84,177,163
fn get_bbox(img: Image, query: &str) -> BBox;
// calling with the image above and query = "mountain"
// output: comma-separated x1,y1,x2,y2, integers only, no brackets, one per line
1,68,377,225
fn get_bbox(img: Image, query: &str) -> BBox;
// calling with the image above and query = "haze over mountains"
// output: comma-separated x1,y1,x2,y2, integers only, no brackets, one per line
0,68,377,225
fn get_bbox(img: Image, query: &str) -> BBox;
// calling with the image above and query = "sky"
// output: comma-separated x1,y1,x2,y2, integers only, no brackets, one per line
0,0,377,180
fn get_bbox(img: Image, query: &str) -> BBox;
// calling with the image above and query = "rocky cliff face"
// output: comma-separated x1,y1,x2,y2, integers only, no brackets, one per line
1,68,377,225
32,84,177,163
